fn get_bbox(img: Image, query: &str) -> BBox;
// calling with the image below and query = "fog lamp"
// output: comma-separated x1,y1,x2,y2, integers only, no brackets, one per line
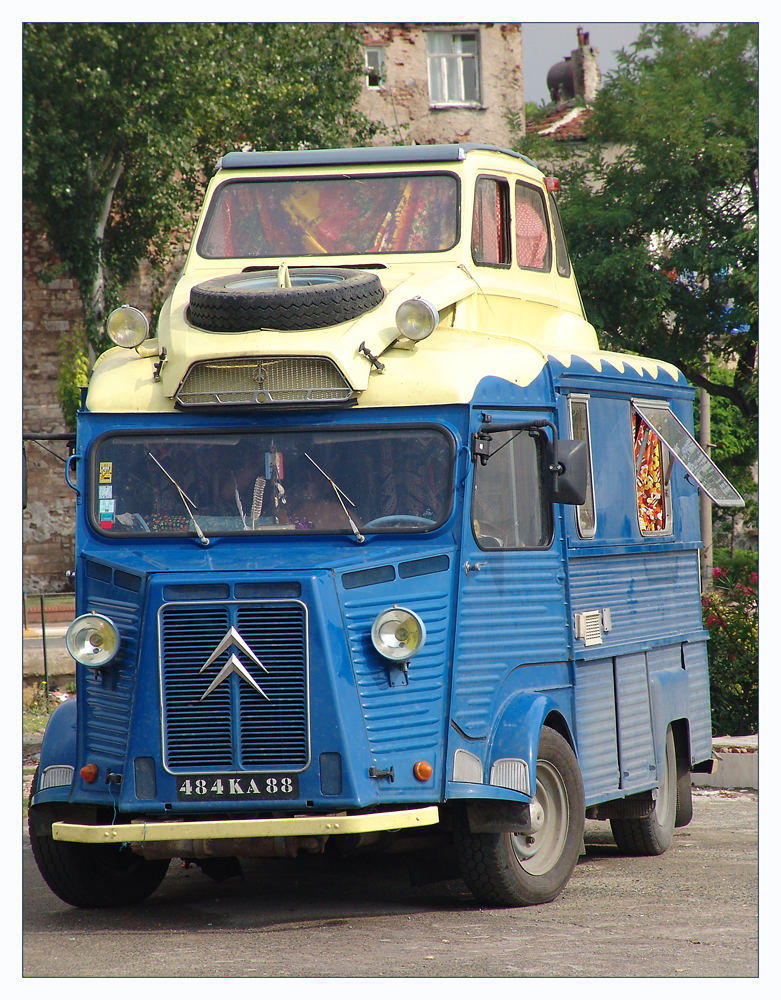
395,298,439,341
106,305,149,349
371,607,426,662
66,613,120,668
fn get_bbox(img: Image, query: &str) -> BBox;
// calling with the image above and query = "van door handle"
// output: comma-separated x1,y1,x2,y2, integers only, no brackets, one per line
464,560,486,574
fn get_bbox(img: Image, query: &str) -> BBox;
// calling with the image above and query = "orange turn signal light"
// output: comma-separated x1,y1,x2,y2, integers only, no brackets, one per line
80,763,99,784
413,760,433,782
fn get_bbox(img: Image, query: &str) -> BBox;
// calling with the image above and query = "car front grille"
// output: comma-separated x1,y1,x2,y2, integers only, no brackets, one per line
175,356,356,407
160,600,309,770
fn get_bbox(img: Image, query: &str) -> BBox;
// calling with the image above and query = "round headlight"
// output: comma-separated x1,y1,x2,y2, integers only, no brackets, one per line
66,613,120,668
395,298,439,341
371,607,426,662
106,305,149,349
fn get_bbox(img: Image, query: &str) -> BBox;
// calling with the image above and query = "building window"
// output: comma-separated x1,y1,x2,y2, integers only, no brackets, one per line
427,30,481,105
364,46,385,89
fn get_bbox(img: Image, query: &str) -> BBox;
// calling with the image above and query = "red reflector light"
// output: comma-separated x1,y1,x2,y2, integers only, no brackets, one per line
413,760,433,782
544,176,561,192
80,763,99,784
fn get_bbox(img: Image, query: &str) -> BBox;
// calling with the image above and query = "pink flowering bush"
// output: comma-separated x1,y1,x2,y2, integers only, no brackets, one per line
703,564,758,736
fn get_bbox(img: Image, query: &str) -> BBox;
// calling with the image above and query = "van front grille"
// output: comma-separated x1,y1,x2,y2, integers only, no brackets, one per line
160,601,309,770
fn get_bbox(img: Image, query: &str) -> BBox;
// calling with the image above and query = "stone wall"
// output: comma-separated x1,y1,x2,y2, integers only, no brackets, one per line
21,207,176,593
22,210,82,594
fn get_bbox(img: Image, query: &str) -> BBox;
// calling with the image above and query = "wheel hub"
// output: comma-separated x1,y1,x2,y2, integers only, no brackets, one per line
511,797,545,859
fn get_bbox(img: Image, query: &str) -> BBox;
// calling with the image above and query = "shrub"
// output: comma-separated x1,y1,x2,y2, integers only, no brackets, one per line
703,562,758,736
56,326,90,431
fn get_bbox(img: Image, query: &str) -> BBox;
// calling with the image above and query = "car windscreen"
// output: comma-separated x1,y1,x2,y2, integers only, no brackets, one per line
91,427,454,539
197,172,459,258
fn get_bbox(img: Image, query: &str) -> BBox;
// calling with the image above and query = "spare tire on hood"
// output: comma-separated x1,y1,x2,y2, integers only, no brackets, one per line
188,267,384,332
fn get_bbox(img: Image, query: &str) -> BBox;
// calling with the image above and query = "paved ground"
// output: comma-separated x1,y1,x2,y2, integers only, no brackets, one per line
22,788,759,980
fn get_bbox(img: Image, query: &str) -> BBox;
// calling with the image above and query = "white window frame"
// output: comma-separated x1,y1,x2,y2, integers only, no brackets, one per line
568,395,597,538
426,30,481,107
364,46,385,90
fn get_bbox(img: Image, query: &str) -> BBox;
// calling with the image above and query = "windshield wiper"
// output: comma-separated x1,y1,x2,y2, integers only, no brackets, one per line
147,450,209,546
304,452,365,544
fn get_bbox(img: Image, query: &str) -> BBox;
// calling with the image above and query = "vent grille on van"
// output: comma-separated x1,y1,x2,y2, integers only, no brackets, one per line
175,356,356,407
574,609,604,646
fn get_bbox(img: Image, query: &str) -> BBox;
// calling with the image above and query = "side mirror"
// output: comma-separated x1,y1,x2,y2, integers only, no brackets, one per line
552,438,588,506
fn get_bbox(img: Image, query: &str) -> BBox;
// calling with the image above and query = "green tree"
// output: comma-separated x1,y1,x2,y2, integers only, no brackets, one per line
519,23,758,425
23,22,376,351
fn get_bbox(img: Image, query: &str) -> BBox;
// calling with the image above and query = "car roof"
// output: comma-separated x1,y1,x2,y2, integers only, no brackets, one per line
217,143,538,172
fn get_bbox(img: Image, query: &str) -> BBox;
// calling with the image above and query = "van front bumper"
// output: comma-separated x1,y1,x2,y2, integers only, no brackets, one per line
51,805,440,845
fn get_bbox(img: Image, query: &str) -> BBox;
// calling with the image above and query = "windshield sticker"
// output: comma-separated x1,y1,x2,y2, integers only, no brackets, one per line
99,461,113,484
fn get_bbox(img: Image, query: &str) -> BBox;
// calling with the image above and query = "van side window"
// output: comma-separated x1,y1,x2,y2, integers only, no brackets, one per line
569,397,596,537
472,176,510,266
633,410,672,534
515,182,551,270
471,429,553,550
548,193,572,278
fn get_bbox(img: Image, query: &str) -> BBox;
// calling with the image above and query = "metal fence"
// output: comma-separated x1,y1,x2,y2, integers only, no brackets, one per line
23,591,75,709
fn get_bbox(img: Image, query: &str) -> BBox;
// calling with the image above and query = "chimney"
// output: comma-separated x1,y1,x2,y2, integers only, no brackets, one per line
571,27,601,103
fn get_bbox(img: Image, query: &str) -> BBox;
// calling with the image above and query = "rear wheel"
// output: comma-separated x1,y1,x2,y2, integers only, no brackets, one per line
610,727,677,855
675,759,694,828
454,727,585,906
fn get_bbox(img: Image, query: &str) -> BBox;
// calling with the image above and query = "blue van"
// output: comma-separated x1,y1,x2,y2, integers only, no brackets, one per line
29,144,742,908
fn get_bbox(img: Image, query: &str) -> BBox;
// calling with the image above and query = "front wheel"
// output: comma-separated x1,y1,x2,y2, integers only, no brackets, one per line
453,727,585,906
29,804,169,908
610,726,677,856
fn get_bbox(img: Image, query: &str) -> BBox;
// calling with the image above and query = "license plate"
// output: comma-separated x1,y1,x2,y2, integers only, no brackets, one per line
176,773,299,801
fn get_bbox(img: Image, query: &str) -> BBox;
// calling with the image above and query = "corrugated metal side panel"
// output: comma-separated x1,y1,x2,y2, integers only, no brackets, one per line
342,589,450,757
573,657,620,802
452,553,569,736
82,596,140,759
568,549,703,645
615,652,655,790
683,641,713,763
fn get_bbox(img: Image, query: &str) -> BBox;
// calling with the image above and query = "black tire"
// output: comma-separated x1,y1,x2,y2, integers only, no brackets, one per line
189,268,384,332
675,761,694,828
28,798,169,908
454,727,585,906
610,727,677,855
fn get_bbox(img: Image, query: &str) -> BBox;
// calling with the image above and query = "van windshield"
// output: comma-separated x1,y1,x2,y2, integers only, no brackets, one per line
197,173,459,258
91,427,454,538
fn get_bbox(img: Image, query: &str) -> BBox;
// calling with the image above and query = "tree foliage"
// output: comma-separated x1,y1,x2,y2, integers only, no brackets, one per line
23,22,376,349
520,23,758,426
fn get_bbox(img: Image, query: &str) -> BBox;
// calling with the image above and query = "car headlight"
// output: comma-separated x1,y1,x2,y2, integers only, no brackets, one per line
66,613,120,668
106,305,149,349
395,298,439,341
371,607,426,661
